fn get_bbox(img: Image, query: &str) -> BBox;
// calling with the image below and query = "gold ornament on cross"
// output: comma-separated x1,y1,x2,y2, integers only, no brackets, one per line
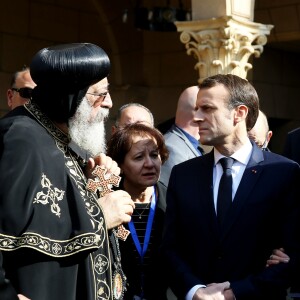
86,165,130,241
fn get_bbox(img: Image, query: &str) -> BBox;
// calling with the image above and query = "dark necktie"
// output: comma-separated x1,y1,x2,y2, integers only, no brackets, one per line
217,157,234,226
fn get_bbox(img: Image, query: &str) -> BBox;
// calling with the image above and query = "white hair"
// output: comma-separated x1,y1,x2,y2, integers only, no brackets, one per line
69,96,108,156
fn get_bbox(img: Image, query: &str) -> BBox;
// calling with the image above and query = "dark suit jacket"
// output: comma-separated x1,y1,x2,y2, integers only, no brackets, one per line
162,144,300,300
283,127,300,165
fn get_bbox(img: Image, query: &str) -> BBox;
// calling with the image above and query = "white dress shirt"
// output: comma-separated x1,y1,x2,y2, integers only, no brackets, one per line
185,139,253,300
213,140,253,211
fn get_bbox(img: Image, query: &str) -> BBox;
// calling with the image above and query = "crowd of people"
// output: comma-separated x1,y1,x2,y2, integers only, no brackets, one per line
0,43,300,300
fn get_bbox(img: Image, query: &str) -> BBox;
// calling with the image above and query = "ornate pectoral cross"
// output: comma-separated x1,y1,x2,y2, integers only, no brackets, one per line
86,165,130,241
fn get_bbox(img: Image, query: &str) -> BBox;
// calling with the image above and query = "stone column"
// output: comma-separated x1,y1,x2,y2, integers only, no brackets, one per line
175,1,273,83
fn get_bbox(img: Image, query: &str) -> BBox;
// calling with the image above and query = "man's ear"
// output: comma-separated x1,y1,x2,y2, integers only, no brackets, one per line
234,105,248,125
7,89,13,109
111,125,117,134
267,130,273,143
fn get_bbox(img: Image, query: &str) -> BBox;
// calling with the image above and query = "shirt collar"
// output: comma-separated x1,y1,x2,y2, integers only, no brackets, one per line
176,125,199,147
214,138,253,166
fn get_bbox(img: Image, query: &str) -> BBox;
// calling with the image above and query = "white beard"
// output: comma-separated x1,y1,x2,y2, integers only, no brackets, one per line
69,97,109,157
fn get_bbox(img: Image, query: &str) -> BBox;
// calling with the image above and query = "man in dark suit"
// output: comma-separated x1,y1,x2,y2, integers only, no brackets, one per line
248,110,273,151
283,127,300,164
162,74,300,300
281,127,300,299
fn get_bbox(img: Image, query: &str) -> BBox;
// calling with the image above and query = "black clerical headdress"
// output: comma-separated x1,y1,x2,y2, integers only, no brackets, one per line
30,43,110,123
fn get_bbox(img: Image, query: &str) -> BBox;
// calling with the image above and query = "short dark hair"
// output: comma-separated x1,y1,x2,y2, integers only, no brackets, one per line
199,74,259,130
107,122,169,165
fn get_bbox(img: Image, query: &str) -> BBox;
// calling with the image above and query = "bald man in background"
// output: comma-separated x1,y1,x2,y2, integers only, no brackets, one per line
248,110,273,151
160,86,208,186
111,102,154,134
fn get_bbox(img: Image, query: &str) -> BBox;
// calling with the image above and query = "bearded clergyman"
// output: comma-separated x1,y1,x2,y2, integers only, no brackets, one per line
0,43,134,300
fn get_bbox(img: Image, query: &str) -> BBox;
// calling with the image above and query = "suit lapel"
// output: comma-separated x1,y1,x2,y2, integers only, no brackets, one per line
219,144,264,242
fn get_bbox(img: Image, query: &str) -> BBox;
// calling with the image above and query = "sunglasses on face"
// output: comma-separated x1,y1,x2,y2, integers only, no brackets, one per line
11,87,33,99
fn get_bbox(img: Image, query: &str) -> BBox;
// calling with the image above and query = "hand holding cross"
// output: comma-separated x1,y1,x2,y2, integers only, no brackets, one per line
86,165,133,241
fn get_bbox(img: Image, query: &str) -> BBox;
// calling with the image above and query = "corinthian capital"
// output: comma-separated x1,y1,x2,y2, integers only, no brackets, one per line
176,16,273,82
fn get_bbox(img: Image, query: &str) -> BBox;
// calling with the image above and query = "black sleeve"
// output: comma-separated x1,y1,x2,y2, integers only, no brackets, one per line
0,252,19,300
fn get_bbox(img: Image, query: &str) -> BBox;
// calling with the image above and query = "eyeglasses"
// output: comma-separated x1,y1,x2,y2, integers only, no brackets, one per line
86,92,108,108
11,87,33,99
86,92,108,99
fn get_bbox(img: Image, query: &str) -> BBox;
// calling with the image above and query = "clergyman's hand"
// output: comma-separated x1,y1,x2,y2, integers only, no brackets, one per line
98,190,135,229
86,153,120,179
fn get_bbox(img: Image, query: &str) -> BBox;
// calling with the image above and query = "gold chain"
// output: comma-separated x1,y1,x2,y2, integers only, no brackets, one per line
135,201,151,219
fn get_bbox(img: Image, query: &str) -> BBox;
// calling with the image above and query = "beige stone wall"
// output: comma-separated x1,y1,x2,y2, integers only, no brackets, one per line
0,0,112,115
0,0,300,152
0,0,198,127
255,0,300,45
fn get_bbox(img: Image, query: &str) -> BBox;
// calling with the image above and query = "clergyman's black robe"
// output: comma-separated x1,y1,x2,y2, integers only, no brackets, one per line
0,102,119,300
